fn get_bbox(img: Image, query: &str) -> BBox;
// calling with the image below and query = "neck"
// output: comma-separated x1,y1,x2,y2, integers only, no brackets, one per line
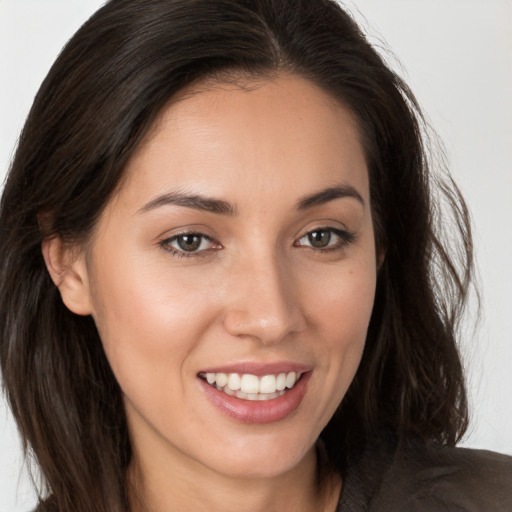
127,443,341,512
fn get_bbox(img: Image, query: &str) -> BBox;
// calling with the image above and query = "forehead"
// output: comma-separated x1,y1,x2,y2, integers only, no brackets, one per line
116,73,369,209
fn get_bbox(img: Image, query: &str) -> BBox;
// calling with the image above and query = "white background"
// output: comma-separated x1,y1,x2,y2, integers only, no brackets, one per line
1,1,511,510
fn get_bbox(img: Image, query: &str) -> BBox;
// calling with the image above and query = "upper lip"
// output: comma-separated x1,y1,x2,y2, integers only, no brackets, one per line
198,361,312,377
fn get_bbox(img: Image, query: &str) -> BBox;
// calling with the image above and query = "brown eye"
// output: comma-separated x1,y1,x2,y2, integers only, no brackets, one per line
161,232,217,256
296,227,355,251
307,230,331,248
176,234,202,251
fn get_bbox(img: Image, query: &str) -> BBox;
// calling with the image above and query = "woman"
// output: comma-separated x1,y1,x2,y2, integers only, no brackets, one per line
0,0,511,511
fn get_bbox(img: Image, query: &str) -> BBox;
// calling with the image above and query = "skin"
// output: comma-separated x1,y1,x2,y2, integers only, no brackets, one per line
45,74,379,512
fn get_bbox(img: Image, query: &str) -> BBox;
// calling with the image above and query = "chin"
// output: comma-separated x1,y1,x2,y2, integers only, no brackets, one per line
196,432,317,480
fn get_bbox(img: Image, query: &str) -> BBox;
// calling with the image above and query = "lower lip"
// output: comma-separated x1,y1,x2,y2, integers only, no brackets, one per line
199,372,311,424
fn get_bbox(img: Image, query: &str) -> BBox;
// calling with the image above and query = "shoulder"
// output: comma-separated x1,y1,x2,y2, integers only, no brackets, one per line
338,434,512,512
389,439,512,511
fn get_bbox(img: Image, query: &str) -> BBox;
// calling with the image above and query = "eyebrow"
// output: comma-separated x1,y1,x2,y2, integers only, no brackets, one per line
296,185,364,210
139,191,238,216
138,184,364,216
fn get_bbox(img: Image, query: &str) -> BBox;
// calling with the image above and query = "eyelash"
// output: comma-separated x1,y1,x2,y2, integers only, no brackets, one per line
294,227,356,252
159,227,356,259
159,232,218,259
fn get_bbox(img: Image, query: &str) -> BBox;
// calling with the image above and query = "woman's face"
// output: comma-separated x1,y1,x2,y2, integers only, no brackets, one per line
77,75,377,480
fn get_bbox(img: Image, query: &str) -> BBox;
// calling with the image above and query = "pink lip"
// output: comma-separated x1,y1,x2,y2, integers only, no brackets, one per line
198,361,312,377
199,371,311,424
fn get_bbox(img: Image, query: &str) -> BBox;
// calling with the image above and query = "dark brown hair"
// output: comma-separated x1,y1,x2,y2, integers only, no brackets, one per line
0,1,472,510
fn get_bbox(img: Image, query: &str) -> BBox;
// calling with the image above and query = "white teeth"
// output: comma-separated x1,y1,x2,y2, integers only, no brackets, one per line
223,386,235,396
286,372,297,389
259,374,277,394
203,370,302,400
240,374,260,394
227,373,241,391
216,372,228,387
276,373,287,391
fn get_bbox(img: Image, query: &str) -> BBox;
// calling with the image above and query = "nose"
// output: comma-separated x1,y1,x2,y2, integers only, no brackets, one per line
222,252,306,345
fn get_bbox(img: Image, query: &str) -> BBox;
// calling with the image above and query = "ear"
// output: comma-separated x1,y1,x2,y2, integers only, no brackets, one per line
41,237,93,316
376,246,387,271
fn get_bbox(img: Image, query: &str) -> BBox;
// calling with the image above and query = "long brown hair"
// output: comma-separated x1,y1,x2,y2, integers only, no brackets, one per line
0,1,472,510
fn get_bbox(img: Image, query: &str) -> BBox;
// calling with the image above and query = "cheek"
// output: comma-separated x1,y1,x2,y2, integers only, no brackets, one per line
88,252,223,397
300,254,376,407
304,253,376,341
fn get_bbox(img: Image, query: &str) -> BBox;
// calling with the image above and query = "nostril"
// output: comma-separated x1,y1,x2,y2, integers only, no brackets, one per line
222,306,305,345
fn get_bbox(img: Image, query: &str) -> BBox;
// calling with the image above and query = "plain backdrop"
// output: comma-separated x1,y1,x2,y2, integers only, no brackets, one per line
1,1,511,510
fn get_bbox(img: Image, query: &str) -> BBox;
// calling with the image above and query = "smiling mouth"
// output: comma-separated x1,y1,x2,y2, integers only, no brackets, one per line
198,371,304,401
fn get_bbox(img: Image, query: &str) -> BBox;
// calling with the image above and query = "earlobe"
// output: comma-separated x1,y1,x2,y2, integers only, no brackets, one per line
377,247,387,270
41,237,93,316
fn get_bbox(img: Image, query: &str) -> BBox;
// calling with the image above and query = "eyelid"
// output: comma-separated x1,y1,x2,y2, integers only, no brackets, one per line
157,224,355,260
294,226,356,249
158,230,222,258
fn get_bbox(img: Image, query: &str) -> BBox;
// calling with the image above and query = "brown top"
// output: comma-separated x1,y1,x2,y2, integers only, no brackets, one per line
32,435,512,511
337,435,512,511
